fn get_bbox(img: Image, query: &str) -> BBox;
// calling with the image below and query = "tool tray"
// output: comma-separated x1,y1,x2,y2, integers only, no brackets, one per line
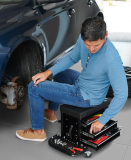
48,134,87,156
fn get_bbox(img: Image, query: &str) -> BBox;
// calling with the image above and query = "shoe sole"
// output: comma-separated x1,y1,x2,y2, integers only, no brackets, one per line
44,117,57,123
16,132,47,142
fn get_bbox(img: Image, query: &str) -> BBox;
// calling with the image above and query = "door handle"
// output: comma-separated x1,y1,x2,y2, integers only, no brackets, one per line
68,0,75,2
87,0,93,7
67,8,75,17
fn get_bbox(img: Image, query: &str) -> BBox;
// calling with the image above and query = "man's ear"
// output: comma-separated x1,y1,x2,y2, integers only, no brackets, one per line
105,31,108,38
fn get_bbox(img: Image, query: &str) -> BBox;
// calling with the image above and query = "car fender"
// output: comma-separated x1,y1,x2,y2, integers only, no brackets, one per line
0,32,46,85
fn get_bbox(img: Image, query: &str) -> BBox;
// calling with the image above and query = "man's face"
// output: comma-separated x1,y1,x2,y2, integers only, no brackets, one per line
84,32,108,54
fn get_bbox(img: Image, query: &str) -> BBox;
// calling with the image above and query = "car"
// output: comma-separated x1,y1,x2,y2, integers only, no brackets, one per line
0,0,101,109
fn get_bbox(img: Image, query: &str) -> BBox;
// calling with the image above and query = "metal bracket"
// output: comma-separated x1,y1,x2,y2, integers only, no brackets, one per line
66,125,73,139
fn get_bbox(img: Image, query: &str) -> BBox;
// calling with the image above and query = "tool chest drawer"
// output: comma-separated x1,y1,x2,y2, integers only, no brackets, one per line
80,127,120,150
81,119,118,140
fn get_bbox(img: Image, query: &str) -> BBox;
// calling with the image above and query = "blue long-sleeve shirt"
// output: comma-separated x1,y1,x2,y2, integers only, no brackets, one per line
49,35,128,125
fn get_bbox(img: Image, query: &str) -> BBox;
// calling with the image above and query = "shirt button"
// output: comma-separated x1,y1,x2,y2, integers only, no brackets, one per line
88,57,89,59
87,62,88,64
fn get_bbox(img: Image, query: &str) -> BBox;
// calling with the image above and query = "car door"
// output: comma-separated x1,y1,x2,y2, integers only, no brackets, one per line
36,0,76,64
75,0,100,41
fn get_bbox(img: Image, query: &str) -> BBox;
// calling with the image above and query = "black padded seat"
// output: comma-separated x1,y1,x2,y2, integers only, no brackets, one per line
60,99,110,120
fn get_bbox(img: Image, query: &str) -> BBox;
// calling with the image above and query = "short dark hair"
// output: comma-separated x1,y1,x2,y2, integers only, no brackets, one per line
81,16,106,41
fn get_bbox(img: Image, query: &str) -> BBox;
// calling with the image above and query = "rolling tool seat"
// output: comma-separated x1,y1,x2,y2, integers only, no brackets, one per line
48,98,120,156
60,98,115,148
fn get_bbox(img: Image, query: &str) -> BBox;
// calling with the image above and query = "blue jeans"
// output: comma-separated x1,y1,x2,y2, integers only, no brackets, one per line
28,69,91,130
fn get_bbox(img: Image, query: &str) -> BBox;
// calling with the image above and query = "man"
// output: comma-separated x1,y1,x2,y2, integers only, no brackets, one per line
16,16,128,141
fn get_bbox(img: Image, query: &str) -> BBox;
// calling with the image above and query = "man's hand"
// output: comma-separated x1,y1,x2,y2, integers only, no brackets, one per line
90,120,104,134
32,69,52,85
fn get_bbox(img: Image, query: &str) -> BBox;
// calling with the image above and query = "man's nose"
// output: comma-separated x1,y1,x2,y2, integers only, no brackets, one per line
90,46,95,52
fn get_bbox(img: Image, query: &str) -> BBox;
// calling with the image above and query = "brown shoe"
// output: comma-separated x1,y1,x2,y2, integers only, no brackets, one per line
16,128,47,142
44,110,57,123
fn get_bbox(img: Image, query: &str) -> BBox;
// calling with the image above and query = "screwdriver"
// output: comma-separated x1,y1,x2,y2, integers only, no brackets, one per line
93,114,102,117
34,78,40,87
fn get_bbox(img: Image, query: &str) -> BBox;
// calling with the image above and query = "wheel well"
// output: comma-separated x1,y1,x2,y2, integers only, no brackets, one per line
4,40,44,79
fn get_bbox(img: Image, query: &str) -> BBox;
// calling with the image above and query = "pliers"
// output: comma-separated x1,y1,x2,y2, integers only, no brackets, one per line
68,147,83,153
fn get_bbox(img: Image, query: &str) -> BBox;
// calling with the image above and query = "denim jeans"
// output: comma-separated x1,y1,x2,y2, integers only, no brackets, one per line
28,69,91,130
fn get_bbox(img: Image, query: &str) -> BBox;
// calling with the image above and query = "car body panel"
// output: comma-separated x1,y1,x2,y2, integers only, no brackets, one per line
0,0,100,84
39,0,76,63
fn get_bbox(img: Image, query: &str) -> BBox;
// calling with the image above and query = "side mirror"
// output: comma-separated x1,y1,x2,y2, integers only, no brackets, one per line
37,0,65,5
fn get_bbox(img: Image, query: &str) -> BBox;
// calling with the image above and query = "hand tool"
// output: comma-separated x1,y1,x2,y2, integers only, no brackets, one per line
85,116,100,125
54,139,61,145
67,147,83,153
93,114,102,117
34,78,40,87
59,142,67,146
54,139,57,144
88,116,100,121
54,139,67,146
66,125,73,139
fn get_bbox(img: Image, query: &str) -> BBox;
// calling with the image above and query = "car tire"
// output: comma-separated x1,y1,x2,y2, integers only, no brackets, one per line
17,41,44,84
106,66,131,98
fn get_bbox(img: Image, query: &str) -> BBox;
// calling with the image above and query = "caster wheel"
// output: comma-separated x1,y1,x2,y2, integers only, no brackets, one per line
84,150,92,158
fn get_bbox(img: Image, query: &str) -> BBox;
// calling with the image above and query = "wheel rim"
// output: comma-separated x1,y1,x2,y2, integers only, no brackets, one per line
11,77,26,110
17,86,25,102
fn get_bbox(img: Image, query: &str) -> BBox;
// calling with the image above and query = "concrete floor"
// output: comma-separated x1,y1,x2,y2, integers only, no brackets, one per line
0,78,131,160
